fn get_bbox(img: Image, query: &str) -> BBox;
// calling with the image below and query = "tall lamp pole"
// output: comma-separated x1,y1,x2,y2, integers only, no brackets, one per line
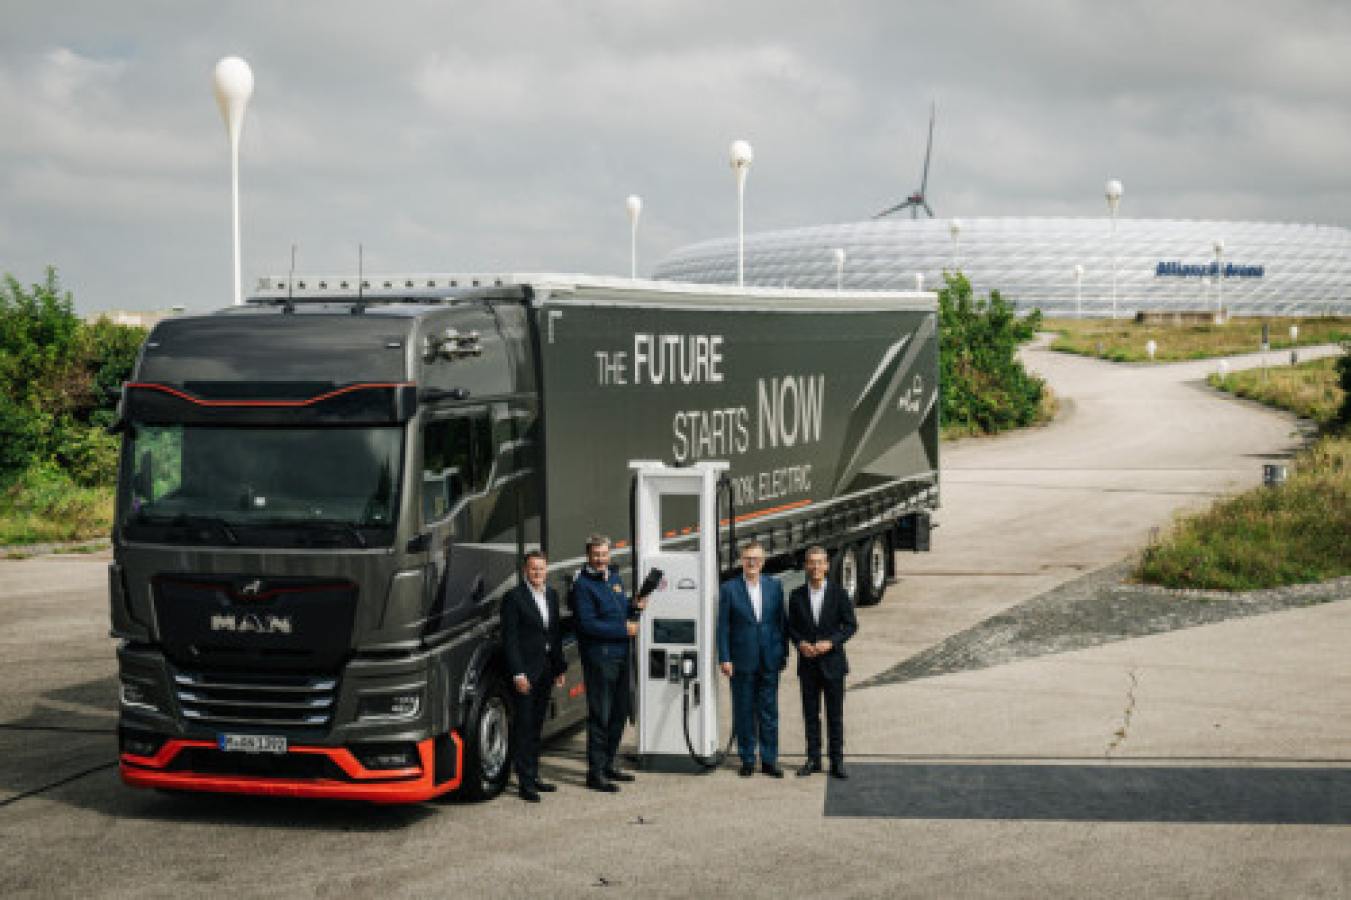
1074,264,1084,318
1105,179,1123,319
1213,238,1225,321
832,248,846,291
625,195,642,279
213,56,254,307
730,140,754,286
949,218,962,271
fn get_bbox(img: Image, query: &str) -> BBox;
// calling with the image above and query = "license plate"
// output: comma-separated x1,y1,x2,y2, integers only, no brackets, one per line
218,733,288,754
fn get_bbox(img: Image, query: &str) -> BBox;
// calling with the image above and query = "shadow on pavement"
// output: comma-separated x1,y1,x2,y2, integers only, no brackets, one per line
826,762,1351,825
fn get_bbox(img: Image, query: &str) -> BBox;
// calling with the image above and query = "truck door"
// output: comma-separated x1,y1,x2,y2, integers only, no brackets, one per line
420,408,496,634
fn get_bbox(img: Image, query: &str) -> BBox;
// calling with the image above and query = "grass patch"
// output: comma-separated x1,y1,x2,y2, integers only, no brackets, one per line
0,464,114,546
1209,357,1344,426
1047,315,1351,363
1138,353,1350,590
53,542,110,554
1137,435,1350,590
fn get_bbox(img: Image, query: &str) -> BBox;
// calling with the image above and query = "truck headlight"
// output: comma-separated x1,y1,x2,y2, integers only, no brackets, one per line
358,691,423,721
119,679,159,713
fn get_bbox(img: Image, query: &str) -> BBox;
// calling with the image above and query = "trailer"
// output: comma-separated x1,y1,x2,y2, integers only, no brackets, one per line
110,275,938,803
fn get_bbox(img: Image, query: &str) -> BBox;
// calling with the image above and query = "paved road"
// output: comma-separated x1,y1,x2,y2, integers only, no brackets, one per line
1,345,1346,898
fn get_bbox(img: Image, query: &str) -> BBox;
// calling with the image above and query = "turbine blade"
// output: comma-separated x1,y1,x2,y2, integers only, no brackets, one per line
920,102,935,196
923,201,934,217
874,201,909,218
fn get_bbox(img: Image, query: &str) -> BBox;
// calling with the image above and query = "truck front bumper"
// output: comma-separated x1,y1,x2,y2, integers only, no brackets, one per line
119,731,461,804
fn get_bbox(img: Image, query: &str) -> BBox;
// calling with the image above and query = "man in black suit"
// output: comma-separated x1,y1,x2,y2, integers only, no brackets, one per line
501,550,567,802
788,545,858,779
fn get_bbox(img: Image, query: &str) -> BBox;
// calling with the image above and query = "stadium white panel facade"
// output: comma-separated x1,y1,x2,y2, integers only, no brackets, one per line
654,218,1351,316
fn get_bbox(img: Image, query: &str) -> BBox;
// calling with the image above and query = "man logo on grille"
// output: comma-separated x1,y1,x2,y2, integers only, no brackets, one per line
239,579,264,598
210,613,293,634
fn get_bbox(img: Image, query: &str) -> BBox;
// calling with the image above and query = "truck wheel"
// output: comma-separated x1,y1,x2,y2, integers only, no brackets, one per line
858,535,888,606
834,544,861,607
458,676,512,802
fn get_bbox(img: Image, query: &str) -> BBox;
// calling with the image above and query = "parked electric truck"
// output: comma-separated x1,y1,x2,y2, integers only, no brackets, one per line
111,275,939,803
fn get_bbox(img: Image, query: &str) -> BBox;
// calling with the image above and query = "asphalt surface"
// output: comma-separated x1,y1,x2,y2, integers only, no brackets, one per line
1,344,1347,898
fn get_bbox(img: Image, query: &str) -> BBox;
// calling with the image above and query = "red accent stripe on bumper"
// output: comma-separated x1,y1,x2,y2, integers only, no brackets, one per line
120,734,462,804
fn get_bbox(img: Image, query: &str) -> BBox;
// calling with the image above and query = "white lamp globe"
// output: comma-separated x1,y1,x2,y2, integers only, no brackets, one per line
213,56,254,141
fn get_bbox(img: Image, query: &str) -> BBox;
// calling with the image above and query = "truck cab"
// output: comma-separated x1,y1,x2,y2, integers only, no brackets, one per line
112,284,547,802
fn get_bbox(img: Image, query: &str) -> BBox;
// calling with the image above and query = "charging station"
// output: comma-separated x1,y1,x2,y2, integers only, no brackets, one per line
629,460,728,771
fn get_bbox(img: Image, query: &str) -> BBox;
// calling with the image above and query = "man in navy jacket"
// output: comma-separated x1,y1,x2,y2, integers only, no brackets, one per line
787,545,858,779
717,540,788,777
570,534,642,792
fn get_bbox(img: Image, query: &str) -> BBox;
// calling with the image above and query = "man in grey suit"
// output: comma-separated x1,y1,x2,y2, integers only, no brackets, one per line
717,540,788,778
787,545,857,779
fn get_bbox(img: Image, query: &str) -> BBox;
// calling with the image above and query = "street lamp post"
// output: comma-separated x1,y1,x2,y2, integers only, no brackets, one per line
832,248,846,291
1213,238,1225,322
1073,264,1084,318
1105,179,1123,319
625,195,642,279
730,140,754,287
213,56,254,307
949,218,962,271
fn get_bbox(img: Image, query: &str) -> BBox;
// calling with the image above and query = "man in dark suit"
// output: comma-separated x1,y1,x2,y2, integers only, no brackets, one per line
717,540,789,778
501,550,567,802
788,545,858,779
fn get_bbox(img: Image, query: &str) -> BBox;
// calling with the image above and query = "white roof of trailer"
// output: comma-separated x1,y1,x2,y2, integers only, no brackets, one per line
252,273,936,312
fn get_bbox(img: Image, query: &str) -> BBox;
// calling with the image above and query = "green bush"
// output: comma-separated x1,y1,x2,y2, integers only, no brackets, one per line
0,268,145,489
0,462,114,545
938,272,1046,434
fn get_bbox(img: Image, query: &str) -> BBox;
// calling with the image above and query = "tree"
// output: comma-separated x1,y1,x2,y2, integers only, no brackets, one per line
0,268,146,485
937,272,1046,435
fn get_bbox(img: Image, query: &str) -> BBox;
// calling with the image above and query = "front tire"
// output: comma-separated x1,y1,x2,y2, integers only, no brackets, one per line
458,676,512,802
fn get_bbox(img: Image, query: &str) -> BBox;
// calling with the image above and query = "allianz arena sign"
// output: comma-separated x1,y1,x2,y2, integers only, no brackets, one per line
1155,261,1265,278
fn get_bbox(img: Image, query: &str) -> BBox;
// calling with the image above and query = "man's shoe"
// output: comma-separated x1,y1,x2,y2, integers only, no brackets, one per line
533,780,558,793
586,775,619,793
829,763,849,780
604,769,636,783
519,786,541,803
738,763,754,777
761,763,785,778
796,760,821,777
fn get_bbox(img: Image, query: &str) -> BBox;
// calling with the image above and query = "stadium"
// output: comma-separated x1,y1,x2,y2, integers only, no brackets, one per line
654,217,1351,317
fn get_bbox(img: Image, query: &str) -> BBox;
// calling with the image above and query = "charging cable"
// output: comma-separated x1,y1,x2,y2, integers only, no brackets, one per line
680,655,735,770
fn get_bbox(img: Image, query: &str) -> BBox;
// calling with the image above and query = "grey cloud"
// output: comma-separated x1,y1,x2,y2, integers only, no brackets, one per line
0,0,1347,312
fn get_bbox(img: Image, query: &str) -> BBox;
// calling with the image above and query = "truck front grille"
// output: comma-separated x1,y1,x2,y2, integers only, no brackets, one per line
173,670,337,728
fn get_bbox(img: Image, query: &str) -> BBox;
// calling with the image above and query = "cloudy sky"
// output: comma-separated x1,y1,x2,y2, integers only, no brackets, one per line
3,0,1349,312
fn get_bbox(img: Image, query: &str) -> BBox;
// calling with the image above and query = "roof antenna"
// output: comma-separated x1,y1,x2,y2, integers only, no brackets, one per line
282,243,298,313
283,243,297,314
353,243,366,314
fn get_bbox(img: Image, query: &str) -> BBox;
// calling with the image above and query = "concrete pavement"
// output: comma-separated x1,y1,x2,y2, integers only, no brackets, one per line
0,343,1346,898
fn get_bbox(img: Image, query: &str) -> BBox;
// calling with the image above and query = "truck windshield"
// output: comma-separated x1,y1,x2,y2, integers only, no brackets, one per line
120,424,403,548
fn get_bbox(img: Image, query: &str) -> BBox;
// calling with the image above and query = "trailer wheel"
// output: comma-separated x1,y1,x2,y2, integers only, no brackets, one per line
858,535,888,606
458,676,512,802
834,544,861,607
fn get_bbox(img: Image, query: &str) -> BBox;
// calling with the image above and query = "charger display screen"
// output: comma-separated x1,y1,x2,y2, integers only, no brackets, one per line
652,618,696,645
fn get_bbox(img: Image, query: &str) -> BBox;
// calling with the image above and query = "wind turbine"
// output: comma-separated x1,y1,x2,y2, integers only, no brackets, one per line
875,103,936,219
